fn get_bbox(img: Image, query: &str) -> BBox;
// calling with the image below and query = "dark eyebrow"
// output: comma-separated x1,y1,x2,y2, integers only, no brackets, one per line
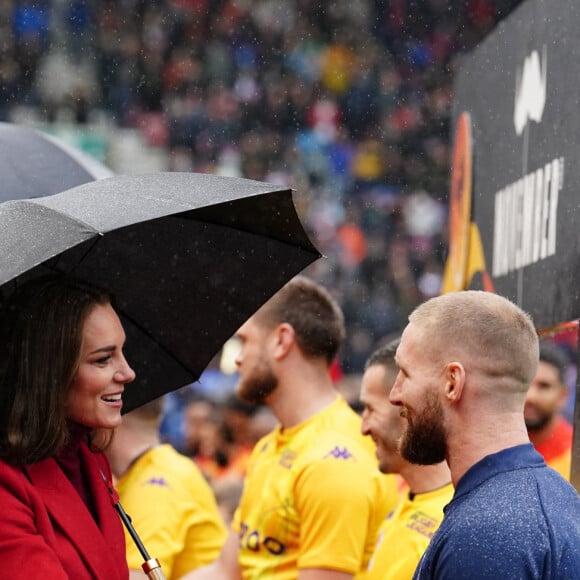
88,345,116,356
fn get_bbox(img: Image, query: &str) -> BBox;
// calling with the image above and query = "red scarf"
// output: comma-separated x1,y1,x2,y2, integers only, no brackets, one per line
55,421,98,520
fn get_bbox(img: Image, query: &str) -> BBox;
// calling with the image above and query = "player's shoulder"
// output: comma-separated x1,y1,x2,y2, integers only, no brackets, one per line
301,421,375,469
144,444,210,486
311,398,374,454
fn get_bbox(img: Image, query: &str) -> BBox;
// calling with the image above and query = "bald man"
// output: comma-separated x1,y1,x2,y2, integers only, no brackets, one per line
390,291,580,579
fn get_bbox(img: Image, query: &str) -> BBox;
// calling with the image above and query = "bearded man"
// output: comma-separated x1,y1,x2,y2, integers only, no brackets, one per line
183,275,399,580
525,340,572,479
390,291,580,580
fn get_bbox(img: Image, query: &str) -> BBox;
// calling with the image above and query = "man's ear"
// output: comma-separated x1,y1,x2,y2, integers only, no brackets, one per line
445,362,465,404
273,322,295,360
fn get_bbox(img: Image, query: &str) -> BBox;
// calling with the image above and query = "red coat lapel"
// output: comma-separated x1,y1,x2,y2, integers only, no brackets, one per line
25,444,127,580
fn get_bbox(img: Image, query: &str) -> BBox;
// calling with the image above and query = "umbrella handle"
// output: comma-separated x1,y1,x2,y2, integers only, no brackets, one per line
98,468,168,580
114,503,168,580
142,558,167,580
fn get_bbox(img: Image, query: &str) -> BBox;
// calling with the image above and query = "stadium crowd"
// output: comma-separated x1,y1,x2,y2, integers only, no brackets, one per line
0,0,526,373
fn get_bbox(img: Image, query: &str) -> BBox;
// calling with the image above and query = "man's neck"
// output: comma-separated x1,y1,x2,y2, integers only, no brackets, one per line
447,416,530,486
268,378,338,429
401,461,452,495
109,429,160,479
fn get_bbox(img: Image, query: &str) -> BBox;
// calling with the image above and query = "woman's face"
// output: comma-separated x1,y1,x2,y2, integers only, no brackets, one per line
65,303,136,429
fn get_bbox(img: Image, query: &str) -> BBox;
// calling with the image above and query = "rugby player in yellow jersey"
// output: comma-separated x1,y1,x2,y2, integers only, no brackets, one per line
360,339,453,580
106,399,227,580
181,276,399,580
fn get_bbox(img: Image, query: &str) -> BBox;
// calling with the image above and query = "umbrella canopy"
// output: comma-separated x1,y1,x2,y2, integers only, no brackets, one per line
0,172,320,411
0,122,113,201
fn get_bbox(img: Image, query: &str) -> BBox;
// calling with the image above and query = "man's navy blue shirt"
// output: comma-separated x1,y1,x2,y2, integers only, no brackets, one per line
414,443,580,579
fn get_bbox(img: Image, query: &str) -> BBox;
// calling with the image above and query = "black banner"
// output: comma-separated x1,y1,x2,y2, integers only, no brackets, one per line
453,0,580,329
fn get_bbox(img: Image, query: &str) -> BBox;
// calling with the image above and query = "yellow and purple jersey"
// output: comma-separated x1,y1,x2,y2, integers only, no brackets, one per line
366,483,454,580
116,444,227,579
232,396,399,579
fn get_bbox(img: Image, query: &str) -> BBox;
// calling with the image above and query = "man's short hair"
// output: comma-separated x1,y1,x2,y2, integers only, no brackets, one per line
539,340,568,384
409,291,539,395
365,337,400,371
255,275,345,364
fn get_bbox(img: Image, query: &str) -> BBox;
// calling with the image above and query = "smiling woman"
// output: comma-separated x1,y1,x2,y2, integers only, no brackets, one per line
0,275,132,580
66,302,136,431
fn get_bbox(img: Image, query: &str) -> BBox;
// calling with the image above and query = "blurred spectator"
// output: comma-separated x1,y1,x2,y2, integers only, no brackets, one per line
217,394,257,481
212,478,244,527
525,340,574,480
183,396,229,483
181,392,257,486
181,394,219,457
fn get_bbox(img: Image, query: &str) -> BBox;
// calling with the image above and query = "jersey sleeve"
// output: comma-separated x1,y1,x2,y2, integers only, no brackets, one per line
172,465,228,576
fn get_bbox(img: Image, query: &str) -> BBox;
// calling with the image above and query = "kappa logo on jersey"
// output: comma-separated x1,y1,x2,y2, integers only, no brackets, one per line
324,446,354,460
514,46,547,135
144,477,170,487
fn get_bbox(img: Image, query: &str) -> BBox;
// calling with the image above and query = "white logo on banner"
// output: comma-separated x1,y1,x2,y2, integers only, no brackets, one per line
492,157,563,277
513,46,547,135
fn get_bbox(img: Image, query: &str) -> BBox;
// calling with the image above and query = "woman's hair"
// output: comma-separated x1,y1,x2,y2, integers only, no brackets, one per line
0,275,112,466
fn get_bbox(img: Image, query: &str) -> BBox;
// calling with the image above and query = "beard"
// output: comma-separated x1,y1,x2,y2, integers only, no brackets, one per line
236,357,278,405
524,407,553,432
399,391,447,465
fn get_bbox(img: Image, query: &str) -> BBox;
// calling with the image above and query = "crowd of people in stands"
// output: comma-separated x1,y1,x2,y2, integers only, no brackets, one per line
2,0,575,436
0,0,525,373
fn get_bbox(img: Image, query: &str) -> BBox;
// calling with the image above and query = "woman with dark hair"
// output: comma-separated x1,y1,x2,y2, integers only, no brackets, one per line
0,275,135,579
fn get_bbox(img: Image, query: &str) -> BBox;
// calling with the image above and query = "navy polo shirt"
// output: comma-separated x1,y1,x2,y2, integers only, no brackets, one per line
414,443,580,579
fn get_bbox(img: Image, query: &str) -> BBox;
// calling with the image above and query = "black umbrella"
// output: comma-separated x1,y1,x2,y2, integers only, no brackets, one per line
0,172,320,412
0,122,113,201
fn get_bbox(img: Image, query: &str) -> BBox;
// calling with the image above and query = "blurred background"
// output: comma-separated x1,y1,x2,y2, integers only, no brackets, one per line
6,0,576,456
0,0,527,370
